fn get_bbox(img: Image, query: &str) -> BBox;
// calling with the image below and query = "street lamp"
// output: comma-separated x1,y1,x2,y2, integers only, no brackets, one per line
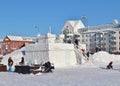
34,24,40,33
99,32,105,51
34,24,41,37
81,16,89,30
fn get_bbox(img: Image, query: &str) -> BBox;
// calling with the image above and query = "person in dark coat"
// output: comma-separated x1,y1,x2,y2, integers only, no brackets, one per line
19,57,25,65
86,51,89,57
43,61,54,73
74,39,78,45
107,61,113,69
8,57,13,72
86,51,89,60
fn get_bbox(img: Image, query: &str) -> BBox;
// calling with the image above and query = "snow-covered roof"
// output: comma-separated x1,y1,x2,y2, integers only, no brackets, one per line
81,23,120,30
83,28,119,34
62,20,85,33
68,20,85,28
78,21,120,34
22,37,36,42
89,24,119,29
6,35,35,42
7,35,23,41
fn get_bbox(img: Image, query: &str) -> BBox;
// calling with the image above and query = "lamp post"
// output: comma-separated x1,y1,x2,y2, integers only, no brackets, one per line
81,16,89,30
99,33,103,51
99,32,105,51
34,24,40,36
81,16,89,53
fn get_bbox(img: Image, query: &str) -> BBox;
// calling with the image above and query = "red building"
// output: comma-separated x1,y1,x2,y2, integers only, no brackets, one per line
2,35,36,55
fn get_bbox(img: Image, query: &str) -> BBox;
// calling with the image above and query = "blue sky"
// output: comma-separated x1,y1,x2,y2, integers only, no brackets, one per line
0,0,120,39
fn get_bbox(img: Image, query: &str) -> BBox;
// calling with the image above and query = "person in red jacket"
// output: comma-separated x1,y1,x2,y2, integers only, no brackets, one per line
81,49,86,56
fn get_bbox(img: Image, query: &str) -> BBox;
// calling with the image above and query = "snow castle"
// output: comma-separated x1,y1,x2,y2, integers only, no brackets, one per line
25,33,87,67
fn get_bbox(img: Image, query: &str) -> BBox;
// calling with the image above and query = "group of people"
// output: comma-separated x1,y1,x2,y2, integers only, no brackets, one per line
7,56,113,73
8,56,25,72
7,57,55,73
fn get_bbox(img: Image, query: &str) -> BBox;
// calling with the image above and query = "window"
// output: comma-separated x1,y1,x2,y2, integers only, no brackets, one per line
90,39,92,42
103,38,106,40
82,39,84,42
103,48,106,51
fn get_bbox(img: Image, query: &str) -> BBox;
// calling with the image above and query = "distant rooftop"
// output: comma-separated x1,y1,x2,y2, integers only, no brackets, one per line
6,35,36,42
88,23,120,30
78,19,120,34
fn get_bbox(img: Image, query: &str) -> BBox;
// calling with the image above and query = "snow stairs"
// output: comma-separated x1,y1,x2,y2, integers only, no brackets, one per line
74,44,89,64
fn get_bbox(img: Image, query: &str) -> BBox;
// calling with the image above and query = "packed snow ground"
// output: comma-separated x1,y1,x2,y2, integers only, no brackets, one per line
0,67,120,86
1,51,120,86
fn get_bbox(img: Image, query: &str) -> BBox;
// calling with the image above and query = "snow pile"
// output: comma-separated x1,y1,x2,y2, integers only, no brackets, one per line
91,51,120,67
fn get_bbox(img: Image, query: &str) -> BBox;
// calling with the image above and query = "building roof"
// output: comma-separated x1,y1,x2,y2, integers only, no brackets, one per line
62,20,85,34
78,20,120,34
68,20,85,28
85,28,117,34
81,20,120,30
87,23,120,30
6,35,36,42
7,35,23,41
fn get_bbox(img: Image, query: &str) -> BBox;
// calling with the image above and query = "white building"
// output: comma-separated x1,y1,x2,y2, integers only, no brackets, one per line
62,19,120,54
62,20,85,45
